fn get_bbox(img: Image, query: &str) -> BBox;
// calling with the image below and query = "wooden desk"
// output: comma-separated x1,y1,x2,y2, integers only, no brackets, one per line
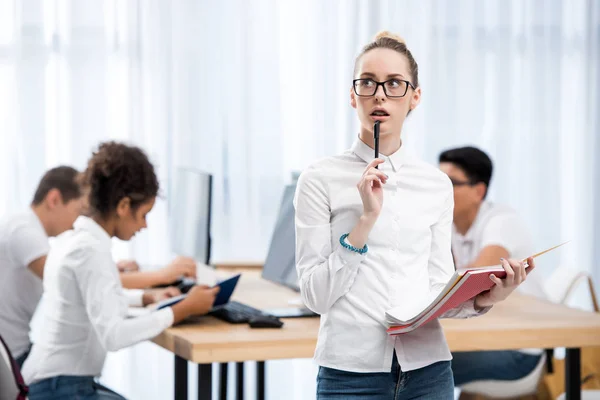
152,270,600,400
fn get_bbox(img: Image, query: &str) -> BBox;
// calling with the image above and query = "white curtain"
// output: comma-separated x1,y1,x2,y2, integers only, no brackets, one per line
1,0,598,399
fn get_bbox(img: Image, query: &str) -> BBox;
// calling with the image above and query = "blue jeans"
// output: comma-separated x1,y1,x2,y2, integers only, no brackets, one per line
317,354,454,400
28,376,126,400
452,350,542,385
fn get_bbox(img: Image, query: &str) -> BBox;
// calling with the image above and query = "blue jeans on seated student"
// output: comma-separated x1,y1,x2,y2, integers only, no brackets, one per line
452,350,542,385
27,376,126,400
317,353,454,400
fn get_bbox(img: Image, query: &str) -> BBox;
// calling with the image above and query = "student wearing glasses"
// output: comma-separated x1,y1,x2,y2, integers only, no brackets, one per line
438,146,545,387
22,142,219,400
294,31,535,399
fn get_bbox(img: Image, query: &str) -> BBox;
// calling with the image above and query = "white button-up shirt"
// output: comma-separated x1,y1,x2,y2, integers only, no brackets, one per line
22,216,174,384
294,138,486,373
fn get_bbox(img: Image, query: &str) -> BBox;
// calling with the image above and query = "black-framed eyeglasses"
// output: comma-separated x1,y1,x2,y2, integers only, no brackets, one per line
352,78,416,98
450,179,475,187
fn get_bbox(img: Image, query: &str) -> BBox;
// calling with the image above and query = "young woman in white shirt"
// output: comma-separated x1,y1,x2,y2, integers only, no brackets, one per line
22,142,219,400
294,31,536,399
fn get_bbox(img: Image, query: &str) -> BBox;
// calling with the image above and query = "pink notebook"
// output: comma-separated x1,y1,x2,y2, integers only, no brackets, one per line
385,242,568,335
386,267,505,334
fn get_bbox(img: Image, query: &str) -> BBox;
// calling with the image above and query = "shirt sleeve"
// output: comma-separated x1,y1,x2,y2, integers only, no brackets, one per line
427,179,491,319
123,289,145,307
480,214,530,256
294,168,366,315
73,247,174,352
9,223,49,268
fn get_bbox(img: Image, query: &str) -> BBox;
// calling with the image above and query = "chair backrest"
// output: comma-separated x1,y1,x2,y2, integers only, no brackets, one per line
542,267,600,398
562,272,599,312
544,266,599,312
0,335,28,400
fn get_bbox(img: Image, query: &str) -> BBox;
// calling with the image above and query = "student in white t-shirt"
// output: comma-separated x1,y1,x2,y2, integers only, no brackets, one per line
0,166,85,367
22,141,219,400
438,146,545,385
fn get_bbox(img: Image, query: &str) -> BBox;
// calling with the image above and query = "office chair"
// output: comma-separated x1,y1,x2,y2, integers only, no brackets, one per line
0,334,28,400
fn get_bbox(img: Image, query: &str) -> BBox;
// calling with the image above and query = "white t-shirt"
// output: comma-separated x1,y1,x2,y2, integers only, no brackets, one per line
451,201,546,299
0,209,49,358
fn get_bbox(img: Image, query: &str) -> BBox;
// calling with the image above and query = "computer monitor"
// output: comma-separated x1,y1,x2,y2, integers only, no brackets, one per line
261,183,300,291
169,168,212,265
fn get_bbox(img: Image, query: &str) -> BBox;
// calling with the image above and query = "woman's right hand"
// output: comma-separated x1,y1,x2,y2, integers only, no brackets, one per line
172,285,220,324
357,159,387,218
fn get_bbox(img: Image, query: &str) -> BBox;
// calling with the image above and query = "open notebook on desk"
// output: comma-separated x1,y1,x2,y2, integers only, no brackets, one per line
386,241,569,335
127,274,240,318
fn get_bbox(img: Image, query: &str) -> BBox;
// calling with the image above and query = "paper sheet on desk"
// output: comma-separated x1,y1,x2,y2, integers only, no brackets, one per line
126,294,187,318
196,263,218,286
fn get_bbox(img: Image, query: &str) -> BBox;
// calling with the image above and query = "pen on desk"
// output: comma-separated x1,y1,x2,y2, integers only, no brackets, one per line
374,121,380,169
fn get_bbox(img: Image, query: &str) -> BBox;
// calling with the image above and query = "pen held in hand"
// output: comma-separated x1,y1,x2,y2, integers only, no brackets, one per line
374,121,380,169
522,240,570,263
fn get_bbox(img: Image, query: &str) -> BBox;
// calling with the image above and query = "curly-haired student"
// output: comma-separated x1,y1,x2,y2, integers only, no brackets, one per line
22,141,219,400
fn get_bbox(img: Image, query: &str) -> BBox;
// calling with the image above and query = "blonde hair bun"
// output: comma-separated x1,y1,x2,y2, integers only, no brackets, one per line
374,30,406,45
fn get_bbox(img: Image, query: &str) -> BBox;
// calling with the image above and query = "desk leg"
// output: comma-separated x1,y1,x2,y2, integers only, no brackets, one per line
175,355,188,400
219,363,228,400
545,348,554,373
198,363,212,400
236,362,244,400
565,348,581,400
257,361,265,400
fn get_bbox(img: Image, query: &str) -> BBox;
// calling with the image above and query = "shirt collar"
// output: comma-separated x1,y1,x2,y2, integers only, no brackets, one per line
28,207,49,238
453,201,492,243
350,136,407,172
74,216,112,248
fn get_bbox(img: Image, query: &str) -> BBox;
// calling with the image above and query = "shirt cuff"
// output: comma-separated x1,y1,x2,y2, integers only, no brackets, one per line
462,298,493,317
440,297,493,319
333,246,366,272
123,289,145,307
154,307,175,328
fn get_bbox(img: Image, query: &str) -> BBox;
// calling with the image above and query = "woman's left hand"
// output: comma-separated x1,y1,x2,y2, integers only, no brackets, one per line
474,257,536,309
142,287,182,306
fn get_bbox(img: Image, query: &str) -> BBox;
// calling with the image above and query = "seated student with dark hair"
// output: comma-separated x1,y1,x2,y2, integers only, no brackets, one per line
438,146,546,386
0,166,85,368
22,142,219,400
